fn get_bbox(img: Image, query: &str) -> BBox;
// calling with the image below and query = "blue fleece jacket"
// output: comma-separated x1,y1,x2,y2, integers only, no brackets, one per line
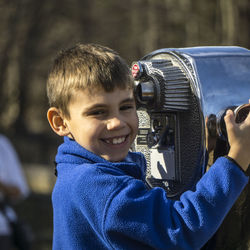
52,137,248,250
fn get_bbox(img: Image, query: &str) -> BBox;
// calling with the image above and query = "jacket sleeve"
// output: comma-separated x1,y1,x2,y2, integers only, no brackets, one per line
103,157,249,250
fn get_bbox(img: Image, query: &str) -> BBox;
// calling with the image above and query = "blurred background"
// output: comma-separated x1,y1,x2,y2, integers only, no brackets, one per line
0,0,249,249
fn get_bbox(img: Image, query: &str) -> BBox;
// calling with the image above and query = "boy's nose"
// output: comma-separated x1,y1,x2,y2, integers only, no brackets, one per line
107,117,126,130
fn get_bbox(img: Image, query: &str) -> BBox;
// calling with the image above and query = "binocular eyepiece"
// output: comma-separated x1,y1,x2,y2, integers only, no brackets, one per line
135,80,155,104
132,60,191,112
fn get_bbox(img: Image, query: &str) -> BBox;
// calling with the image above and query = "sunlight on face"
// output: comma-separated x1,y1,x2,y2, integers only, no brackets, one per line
65,88,138,162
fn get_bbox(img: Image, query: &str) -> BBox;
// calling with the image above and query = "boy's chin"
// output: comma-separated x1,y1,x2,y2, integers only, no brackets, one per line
102,153,128,162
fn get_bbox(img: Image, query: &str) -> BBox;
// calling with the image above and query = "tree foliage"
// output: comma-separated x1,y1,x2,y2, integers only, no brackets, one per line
0,0,250,138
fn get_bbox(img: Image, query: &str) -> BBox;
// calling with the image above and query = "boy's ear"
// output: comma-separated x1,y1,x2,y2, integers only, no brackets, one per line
47,107,70,137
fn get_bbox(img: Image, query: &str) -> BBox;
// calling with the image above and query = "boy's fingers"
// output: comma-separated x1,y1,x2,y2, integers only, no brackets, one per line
224,109,234,120
245,111,250,123
224,109,235,131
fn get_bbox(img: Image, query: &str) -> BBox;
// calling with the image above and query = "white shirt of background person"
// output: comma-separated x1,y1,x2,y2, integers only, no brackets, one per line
0,134,30,235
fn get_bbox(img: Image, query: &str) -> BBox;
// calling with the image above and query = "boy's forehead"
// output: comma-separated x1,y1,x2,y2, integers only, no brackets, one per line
71,87,134,106
86,87,133,97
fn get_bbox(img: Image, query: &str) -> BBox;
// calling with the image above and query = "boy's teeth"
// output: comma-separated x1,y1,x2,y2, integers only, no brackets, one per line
105,137,126,145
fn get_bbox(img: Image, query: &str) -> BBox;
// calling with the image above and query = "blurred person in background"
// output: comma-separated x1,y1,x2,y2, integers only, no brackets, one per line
0,134,30,250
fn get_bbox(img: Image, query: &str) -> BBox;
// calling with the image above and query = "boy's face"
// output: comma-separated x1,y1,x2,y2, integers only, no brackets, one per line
64,87,138,162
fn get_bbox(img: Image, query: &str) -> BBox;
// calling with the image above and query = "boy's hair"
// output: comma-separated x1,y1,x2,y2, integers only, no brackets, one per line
47,43,134,118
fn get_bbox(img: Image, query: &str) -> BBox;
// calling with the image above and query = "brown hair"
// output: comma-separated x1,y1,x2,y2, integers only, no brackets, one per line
47,43,134,117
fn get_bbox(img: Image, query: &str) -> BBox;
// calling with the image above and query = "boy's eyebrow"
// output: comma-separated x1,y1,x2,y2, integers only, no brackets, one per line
82,104,107,113
120,97,135,104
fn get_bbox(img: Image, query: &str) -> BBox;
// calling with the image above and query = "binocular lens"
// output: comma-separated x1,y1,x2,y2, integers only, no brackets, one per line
234,104,250,123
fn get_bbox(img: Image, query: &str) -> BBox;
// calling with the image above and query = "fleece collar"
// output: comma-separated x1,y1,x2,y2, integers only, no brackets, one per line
55,136,146,180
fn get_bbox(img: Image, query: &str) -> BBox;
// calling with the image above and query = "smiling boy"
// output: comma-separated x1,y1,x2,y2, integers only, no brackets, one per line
53,88,138,162
47,43,250,250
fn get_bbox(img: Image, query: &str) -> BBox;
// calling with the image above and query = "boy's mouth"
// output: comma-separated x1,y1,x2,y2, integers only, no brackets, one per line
103,135,128,145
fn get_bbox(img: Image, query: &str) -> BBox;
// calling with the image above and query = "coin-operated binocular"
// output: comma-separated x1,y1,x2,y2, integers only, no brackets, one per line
132,46,250,199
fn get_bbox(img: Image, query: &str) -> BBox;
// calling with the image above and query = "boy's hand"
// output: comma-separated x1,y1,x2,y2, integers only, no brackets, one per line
225,107,250,171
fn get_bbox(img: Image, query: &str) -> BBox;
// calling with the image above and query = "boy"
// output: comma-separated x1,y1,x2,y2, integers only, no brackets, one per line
47,43,250,249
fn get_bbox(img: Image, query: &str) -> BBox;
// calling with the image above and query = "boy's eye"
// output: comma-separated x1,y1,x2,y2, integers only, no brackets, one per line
88,110,106,116
120,104,135,111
